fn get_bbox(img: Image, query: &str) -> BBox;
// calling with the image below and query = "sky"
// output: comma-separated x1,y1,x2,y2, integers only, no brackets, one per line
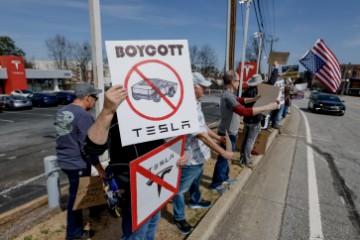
1,0,360,73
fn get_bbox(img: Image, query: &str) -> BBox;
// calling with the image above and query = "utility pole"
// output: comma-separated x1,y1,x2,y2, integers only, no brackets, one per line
238,0,252,96
225,0,237,71
89,0,104,117
254,32,263,74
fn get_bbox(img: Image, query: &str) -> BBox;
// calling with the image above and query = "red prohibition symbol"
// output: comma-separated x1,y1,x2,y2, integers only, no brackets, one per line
124,59,184,121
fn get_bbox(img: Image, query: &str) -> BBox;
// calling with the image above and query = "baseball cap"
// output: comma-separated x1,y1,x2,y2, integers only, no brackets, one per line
247,74,263,86
192,72,212,87
75,83,102,98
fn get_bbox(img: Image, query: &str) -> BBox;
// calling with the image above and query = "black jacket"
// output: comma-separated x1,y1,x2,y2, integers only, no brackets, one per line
242,86,263,124
267,68,278,85
83,114,165,184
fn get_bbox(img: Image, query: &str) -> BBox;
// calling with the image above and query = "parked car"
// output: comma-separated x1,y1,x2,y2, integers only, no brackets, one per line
11,89,34,97
0,100,4,112
27,92,58,107
308,93,345,116
0,95,32,110
55,91,75,105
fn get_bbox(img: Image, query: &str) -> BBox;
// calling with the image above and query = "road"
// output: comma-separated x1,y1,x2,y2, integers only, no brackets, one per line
211,92,360,239
0,91,222,214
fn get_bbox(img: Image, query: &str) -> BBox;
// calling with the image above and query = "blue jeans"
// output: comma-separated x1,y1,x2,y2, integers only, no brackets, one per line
173,164,203,220
270,104,285,127
240,122,262,164
210,133,237,188
62,168,91,239
121,186,160,240
282,105,289,118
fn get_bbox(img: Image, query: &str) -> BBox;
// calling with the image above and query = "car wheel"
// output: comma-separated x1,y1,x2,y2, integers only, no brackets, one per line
133,95,141,100
152,93,161,102
168,87,175,97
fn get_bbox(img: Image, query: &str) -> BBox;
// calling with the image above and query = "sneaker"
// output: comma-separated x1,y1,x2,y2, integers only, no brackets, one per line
66,230,95,240
223,178,237,185
173,219,193,234
210,185,229,193
245,162,254,170
189,199,212,209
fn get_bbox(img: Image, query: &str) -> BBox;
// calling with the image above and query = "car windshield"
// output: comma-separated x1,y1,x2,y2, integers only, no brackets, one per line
317,95,340,102
21,90,33,93
11,96,28,100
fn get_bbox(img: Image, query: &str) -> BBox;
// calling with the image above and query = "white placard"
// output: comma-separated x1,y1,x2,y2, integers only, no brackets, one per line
105,40,199,146
130,136,185,232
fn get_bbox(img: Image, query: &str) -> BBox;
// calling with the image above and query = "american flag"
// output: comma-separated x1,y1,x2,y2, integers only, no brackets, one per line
299,39,341,93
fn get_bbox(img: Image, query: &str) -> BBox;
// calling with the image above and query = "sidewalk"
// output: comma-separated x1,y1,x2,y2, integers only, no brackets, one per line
2,119,284,240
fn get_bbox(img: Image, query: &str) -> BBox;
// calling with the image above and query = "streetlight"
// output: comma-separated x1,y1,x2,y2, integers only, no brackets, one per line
254,32,263,74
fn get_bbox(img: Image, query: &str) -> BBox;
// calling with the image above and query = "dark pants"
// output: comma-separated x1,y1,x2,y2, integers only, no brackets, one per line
210,133,237,188
62,168,90,239
121,185,160,239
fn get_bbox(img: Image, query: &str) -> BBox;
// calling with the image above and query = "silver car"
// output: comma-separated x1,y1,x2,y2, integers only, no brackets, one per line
0,95,32,110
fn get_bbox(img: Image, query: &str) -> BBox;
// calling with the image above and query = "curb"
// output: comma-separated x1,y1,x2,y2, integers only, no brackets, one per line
187,127,279,240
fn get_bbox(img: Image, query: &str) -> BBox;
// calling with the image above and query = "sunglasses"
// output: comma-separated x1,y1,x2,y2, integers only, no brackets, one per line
89,94,98,101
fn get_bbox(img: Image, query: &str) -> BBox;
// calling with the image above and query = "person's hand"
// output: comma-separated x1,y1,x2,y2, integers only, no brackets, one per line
223,150,234,162
103,84,128,114
97,167,106,182
219,136,226,145
176,153,189,166
267,101,279,111
254,95,261,101
274,61,279,68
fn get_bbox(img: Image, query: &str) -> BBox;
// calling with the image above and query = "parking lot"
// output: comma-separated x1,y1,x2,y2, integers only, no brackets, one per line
0,105,67,213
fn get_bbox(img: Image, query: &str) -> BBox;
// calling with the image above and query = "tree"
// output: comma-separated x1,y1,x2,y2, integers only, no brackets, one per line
189,44,220,81
0,36,25,57
45,34,72,69
189,45,201,71
245,36,259,62
71,41,92,82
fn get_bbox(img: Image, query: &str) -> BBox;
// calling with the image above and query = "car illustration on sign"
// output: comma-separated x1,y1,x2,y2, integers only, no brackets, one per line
131,78,178,102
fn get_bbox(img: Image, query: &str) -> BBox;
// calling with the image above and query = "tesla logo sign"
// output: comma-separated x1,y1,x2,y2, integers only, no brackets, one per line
11,60,21,70
244,64,254,78
238,62,257,87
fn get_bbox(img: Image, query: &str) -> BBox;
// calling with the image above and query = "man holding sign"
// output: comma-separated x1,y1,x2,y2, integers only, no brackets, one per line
83,84,188,239
172,73,234,234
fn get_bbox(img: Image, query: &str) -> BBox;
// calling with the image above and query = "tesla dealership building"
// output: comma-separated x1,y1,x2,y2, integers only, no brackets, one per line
0,56,72,94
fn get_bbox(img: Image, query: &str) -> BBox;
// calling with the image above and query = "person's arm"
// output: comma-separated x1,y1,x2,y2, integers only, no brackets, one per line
93,163,106,179
88,84,128,145
176,153,189,166
252,101,279,115
196,132,233,161
206,126,226,145
233,100,279,116
243,95,261,104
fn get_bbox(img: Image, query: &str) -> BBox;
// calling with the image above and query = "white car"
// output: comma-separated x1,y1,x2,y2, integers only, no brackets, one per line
11,89,34,97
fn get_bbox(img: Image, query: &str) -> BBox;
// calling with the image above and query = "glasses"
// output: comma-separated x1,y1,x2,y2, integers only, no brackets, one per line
233,79,240,82
89,94,98,101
